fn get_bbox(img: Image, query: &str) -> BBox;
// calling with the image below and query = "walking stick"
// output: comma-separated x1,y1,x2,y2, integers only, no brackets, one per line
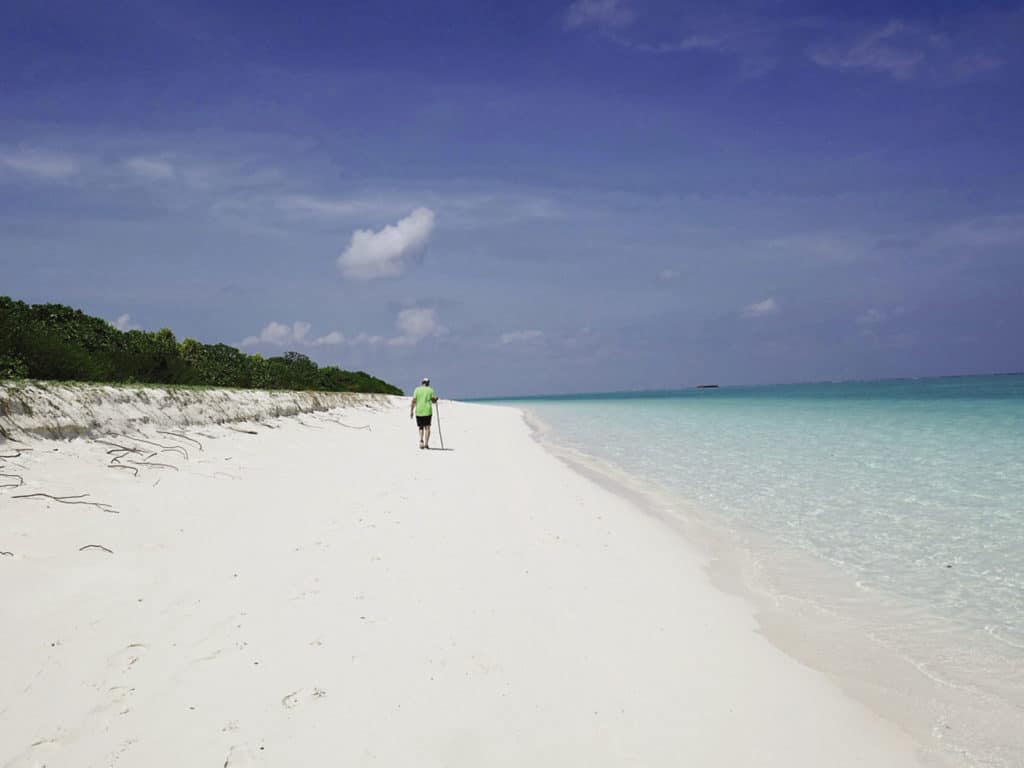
435,401,445,450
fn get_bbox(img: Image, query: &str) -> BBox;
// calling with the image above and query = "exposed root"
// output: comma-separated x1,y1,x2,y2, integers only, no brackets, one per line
108,465,139,477
228,426,258,435
0,449,32,459
0,551,13,557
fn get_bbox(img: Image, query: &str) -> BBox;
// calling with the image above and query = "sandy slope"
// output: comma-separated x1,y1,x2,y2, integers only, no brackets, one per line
1,396,930,767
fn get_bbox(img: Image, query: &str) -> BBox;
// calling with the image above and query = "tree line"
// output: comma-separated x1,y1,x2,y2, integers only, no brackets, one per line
0,296,403,395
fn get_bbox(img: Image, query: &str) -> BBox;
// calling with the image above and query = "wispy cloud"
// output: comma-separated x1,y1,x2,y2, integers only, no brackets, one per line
279,189,561,229
500,329,544,344
277,194,405,219
610,33,728,55
337,208,436,280
764,232,864,263
856,308,885,326
564,8,1008,83
0,147,80,180
657,268,679,281
240,321,346,348
564,0,633,31
953,53,1003,78
938,213,1024,248
742,298,779,318
123,156,175,180
808,21,936,80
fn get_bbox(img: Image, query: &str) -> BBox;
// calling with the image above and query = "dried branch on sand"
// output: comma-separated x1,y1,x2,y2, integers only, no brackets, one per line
156,430,204,451
126,460,180,472
0,473,25,488
0,449,33,459
13,492,120,514
107,465,139,477
121,435,189,460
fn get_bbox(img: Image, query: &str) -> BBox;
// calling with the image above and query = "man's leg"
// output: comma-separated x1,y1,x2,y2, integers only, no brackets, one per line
423,425,431,448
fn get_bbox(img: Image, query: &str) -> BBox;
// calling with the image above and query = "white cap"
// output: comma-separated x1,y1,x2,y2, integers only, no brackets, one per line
422,377,430,383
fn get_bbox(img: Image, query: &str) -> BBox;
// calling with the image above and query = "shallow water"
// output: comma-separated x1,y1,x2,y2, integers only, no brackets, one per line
480,375,1024,766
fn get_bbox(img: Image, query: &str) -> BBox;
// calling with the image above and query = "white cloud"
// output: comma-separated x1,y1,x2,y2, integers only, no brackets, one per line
564,0,633,30
742,298,779,318
344,308,446,347
124,156,175,180
240,320,346,348
388,308,447,347
314,331,345,346
657,268,679,280
337,207,436,280
500,329,544,344
241,310,444,351
0,148,80,180
112,313,142,331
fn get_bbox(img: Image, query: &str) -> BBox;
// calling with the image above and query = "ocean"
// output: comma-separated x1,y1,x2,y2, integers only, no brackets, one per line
479,374,1024,767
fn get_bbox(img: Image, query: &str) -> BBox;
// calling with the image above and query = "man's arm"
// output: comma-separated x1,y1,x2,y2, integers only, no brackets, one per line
410,396,416,418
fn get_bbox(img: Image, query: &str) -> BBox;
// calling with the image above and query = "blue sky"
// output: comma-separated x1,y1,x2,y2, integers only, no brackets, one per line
2,0,1022,397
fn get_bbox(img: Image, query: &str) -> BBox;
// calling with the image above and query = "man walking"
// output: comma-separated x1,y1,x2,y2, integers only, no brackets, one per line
410,377,438,449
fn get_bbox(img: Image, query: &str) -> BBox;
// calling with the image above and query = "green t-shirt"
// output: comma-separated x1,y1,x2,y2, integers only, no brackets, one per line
413,385,436,416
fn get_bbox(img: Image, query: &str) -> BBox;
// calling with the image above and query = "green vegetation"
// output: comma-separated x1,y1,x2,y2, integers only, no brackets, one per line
0,297,402,395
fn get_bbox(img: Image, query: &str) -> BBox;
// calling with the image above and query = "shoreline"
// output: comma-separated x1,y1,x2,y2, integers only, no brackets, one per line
3,392,939,766
517,405,1022,768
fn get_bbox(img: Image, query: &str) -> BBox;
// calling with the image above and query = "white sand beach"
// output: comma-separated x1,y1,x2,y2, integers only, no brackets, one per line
1,386,936,766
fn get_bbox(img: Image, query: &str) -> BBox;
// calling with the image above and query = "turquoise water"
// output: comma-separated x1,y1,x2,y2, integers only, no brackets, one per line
481,375,1024,764
483,375,1024,643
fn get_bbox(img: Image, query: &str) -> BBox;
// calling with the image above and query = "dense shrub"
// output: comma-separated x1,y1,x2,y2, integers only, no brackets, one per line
0,296,402,395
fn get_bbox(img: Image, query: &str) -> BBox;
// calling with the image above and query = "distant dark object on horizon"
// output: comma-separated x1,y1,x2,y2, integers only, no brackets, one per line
696,384,719,389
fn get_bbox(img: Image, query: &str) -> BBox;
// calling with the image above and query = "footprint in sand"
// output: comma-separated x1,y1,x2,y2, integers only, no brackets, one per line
223,744,263,766
4,737,61,768
107,643,147,673
106,685,134,707
281,688,327,709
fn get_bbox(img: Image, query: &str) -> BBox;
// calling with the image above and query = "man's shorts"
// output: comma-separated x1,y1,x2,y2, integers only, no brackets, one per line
416,415,432,427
